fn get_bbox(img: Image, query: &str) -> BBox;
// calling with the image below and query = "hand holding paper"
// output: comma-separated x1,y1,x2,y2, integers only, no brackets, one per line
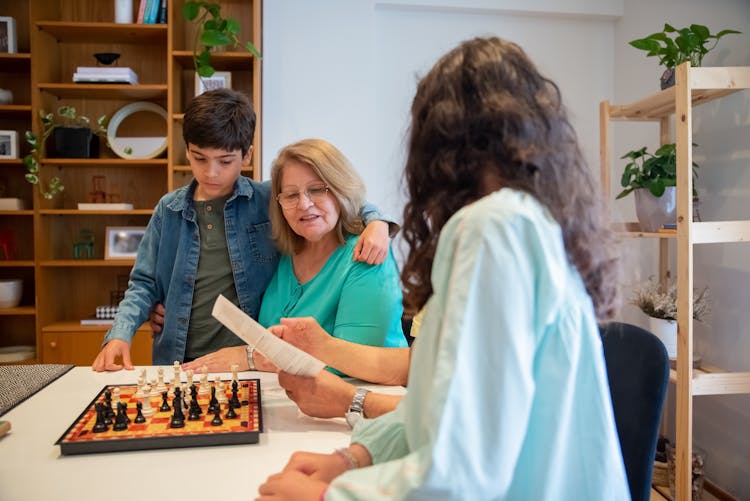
211,295,325,377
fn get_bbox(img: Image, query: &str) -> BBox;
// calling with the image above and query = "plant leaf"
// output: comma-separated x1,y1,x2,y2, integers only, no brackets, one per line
182,2,200,21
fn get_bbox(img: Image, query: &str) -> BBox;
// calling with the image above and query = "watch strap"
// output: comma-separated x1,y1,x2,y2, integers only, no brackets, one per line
246,345,256,371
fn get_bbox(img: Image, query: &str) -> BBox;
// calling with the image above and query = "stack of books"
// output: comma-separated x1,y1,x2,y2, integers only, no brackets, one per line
72,67,139,84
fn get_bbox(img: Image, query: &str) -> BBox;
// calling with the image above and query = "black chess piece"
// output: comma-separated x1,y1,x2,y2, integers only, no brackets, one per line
207,387,219,414
160,391,171,412
119,402,131,423
113,404,128,431
170,387,185,428
229,381,240,409
188,400,201,421
134,402,146,424
93,403,109,433
104,389,116,419
210,407,223,426
225,402,237,419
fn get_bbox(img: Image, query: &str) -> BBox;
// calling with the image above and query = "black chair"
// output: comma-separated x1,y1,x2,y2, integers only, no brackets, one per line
600,322,670,501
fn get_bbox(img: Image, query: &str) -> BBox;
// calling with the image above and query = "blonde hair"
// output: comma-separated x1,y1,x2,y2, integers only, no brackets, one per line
270,139,365,254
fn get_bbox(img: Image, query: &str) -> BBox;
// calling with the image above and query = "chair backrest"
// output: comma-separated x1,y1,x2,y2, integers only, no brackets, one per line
599,321,670,501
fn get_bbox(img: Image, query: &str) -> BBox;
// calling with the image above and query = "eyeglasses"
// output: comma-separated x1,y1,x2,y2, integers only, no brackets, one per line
276,185,330,209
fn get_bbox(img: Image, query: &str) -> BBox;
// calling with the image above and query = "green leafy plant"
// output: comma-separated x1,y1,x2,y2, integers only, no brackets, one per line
629,23,741,69
182,1,261,78
616,143,699,200
631,276,711,322
23,106,109,199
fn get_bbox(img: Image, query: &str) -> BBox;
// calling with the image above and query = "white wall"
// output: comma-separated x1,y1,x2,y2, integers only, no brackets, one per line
263,0,750,497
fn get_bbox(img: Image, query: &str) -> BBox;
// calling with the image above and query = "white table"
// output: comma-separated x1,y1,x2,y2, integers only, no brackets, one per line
0,366,404,500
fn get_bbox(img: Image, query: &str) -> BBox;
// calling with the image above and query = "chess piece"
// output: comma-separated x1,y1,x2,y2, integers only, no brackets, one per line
198,366,209,395
229,380,241,409
211,407,223,426
113,403,128,431
160,391,170,412
207,386,219,414
149,378,160,397
141,386,155,417
170,387,185,428
216,377,228,404
231,364,239,383
93,403,109,432
104,389,115,422
119,402,131,423
112,387,121,412
156,368,167,393
225,402,237,419
185,369,194,389
134,402,146,424
173,361,182,384
188,400,201,421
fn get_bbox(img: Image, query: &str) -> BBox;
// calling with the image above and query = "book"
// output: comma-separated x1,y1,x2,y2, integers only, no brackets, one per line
136,0,148,23
77,203,134,210
76,66,136,75
73,72,138,84
146,0,159,24
157,0,167,24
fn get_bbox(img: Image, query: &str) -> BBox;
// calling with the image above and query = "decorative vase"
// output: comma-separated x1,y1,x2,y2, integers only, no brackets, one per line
648,316,677,358
52,127,99,158
635,186,676,232
114,0,133,23
661,68,675,90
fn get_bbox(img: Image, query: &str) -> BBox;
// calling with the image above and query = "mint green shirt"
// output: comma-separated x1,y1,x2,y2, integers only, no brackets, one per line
327,189,629,499
258,235,406,362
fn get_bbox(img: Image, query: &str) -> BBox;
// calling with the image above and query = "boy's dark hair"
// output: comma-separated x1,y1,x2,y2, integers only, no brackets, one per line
182,88,256,156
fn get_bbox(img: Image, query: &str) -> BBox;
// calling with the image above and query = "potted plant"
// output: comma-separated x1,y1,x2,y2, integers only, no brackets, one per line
616,143,700,232
629,23,741,89
182,1,261,78
23,107,109,199
630,276,711,359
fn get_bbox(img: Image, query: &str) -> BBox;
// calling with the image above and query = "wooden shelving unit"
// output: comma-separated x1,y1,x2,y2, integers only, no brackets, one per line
600,62,750,501
0,0,262,366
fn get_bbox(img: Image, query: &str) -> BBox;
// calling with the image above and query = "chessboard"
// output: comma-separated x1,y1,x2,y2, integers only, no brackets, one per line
56,378,262,455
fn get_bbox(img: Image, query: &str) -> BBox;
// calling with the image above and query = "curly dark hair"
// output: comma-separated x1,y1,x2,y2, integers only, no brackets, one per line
401,37,619,321
183,88,256,156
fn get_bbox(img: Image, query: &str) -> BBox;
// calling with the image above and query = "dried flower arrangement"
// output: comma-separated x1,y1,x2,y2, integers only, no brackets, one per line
630,276,712,322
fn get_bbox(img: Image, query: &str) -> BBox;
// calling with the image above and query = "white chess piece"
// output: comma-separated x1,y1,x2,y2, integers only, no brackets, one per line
198,366,210,395
134,377,145,398
185,369,194,388
141,386,155,417
230,364,239,383
112,387,121,411
173,361,182,383
149,378,160,397
216,377,228,404
156,367,167,393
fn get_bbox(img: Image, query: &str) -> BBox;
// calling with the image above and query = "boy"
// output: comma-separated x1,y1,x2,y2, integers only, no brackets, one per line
92,89,391,371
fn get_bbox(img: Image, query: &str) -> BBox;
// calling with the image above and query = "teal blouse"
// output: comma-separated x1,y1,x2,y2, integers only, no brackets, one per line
258,234,406,368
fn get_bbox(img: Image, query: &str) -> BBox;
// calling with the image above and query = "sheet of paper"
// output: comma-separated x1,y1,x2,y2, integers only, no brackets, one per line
211,295,325,377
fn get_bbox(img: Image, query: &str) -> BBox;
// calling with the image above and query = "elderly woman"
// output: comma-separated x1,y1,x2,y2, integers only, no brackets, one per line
185,139,406,373
256,139,406,372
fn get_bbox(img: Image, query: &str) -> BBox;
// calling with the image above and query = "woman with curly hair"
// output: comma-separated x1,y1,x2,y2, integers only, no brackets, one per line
259,36,628,500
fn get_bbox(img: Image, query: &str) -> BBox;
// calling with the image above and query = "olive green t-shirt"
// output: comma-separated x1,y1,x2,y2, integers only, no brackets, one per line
184,195,244,359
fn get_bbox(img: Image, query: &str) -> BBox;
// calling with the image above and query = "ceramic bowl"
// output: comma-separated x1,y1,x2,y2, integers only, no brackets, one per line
94,52,121,65
0,279,23,308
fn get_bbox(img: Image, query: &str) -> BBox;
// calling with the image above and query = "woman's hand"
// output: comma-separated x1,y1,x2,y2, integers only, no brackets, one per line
278,370,354,418
256,469,328,501
354,220,389,264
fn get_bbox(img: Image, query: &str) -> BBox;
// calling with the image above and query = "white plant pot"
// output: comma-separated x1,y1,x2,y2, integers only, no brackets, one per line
648,316,677,358
635,186,676,233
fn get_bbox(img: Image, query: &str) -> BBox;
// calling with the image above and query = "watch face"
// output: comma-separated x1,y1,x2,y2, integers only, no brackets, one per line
345,411,362,428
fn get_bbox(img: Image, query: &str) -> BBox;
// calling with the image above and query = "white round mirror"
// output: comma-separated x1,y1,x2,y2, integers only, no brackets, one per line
107,102,168,159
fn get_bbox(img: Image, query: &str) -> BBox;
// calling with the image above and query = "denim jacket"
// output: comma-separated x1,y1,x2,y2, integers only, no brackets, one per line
104,176,393,364
104,177,278,364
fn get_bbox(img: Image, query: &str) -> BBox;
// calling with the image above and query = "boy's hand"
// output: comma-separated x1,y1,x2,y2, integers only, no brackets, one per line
92,339,134,372
149,303,165,336
354,220,389,264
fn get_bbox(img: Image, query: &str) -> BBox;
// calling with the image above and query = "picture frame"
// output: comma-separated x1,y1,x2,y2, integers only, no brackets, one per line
195,71,232,96
0,17,17,54
105,226,146,260
0,130,18,159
